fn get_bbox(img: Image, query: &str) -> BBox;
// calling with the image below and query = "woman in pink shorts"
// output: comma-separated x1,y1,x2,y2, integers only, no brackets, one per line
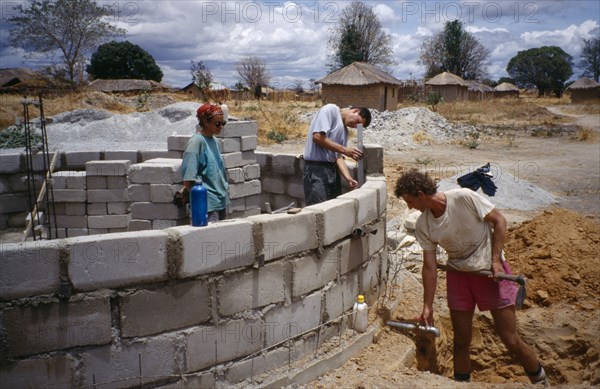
395,169,548,385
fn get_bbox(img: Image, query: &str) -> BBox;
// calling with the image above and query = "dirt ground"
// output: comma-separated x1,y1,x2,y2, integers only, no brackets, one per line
304,106,600,388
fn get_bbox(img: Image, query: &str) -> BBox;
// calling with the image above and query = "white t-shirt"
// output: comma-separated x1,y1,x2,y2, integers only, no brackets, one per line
415,188,498,272
303,104,348,163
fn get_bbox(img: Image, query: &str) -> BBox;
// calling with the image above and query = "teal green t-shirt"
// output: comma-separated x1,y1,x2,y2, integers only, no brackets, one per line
181,133,229,212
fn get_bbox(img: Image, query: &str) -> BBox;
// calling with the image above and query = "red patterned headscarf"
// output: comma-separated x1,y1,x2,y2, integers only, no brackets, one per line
196,103,223,121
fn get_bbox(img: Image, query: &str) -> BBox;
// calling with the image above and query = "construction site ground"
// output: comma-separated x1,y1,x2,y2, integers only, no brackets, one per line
299,106,600,389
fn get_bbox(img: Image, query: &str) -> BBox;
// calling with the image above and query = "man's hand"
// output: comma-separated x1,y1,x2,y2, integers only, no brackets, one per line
344,146,363,161
346,177,359,189
491,260,504,280
419,305,435,327
173,187,189,207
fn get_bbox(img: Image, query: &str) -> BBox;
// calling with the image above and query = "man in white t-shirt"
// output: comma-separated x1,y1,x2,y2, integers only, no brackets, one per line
302,104,371,205
394,169,547,385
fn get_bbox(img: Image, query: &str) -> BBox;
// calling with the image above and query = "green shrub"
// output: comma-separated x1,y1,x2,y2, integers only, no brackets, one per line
0,124,42,149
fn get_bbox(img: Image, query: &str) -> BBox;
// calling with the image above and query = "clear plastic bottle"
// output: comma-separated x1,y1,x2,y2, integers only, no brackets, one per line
191,176,208,227
352,295,368,332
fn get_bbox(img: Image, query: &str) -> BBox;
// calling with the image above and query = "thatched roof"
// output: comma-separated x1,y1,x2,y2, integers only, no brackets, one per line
0,67,46,87
465,80,494,92
89,79,170,92
494,82,519,92
425,72,467,86
316,62,402,86
566,77,600,90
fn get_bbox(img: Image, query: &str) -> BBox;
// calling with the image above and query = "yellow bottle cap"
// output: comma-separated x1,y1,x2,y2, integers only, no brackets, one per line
358,295,365,303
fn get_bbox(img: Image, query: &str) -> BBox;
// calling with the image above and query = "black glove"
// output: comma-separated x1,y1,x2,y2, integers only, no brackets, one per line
173,187,189,207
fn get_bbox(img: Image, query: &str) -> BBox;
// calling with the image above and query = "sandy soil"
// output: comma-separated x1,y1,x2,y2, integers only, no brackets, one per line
304,107,600,388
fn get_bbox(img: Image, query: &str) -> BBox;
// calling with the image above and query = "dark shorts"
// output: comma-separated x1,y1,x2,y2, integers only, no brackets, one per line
208,209,226,223
303,161,341,206
447,261,518,311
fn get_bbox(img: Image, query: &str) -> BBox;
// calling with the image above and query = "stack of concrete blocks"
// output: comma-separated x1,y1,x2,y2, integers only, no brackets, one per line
84,160,132,234
167,120,262,219
128,158,187,230
51,170,87,238
0,169,388,388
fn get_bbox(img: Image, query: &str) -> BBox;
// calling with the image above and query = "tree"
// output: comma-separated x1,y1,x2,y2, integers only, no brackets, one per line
191,60,213,91
327,1,395,72
87,41,163,81
579,37,600,82
8,0,125,84
235,56,270,99
507,46,573,97
419,20,490,80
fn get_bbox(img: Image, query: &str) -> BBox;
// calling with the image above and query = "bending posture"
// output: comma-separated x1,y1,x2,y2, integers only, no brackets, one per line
302,104,371,206
180,103,229,222
394,169,547,385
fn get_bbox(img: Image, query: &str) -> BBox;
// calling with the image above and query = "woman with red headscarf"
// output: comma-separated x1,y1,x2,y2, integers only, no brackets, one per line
181,103,229,222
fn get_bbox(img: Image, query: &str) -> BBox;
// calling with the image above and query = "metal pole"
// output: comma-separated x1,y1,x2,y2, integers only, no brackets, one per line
356,123,365,186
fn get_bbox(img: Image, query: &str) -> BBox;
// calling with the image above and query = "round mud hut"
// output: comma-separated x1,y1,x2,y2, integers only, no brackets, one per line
566,77,600,103
425,72,468,101
494,82,520,98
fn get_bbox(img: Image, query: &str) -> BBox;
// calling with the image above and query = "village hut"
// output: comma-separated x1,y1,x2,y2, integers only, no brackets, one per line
88,79,171,94
179,82,229,101
424,72,468,101
494,82,520,98
465,80,494,101
0,67,48,91
316,62,402,111
566,77,600,103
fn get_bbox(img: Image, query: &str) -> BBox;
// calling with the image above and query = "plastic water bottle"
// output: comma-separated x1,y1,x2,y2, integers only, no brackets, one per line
352,295,368,332
191,177,208,227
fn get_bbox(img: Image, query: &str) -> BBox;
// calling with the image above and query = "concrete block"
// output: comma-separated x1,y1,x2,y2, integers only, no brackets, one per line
64,151,100,169
218,261,285,316
240,135,258,151
223,151,256,169
52,203,66,214
228,197,245,213
338,187,378,226
272,153,299,176
140,150,181,161
65,202,86,216
227,167,245,184
229,180,261,199
86,160,131,177
31,152,61,171
264,292,322,346
363,144,384,175
224,346,287,384
243,208,261,217
0,354,72,388
270,194,300,210
68,230,169,291
324,273,358,322
120,279,211,337
3,296,111,357
79,335,179,388
363,178,387,215
222,137,241,153
128,184,151,202
292,253,338,297
340,236,368,275
150,184,180,203
359,253,382,294
107,202,128,215
185,319,263,372
254,151,269,168
104,150,138,162
88,228,108,235
87,189,128,202
245,194,261,210
175,219,255,278
86,176,107,189
249,211,318,262
106,176,128,189
56,215,87,228
368,219,386,256
51,171,72,189
219,120,258,138
128,219,152,231
156,371,214,388
0,194,28,213
261,177,285,194
128,158,182,184
87,214,130,229
0,152,21,173
87,202,107,215
153,219,186,229
131,202,187,220
55,171,86,189
167,135,191,152
66,228,89,237
53,189,86,202
286,180,304,199
0,240,62,300
306,199,355,245
243,163,260,180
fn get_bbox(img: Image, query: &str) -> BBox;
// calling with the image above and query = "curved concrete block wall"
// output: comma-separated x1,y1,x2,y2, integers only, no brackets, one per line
0,138,387,388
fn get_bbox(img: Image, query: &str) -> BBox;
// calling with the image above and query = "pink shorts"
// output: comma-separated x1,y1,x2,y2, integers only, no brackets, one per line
447,261,518,311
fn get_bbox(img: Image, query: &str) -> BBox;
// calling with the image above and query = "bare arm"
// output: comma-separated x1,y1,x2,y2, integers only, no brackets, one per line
312,132,363,161
484,208,507,277
335,156,358,188
420,250,438,326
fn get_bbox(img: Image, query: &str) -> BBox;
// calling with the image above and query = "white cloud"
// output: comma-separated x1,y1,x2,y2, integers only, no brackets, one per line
466,26,509,34
373,4,396,23
520,20,599,48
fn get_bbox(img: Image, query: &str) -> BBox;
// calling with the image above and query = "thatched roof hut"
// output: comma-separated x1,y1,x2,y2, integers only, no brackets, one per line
465,80,494,101
0,67,48,90
425,72,468,101
88,79,171,94
494,82,519,98
316,62,402,111
566,77,600,103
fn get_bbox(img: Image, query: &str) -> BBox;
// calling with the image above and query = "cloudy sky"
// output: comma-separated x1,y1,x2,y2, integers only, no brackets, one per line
1,0,598,89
